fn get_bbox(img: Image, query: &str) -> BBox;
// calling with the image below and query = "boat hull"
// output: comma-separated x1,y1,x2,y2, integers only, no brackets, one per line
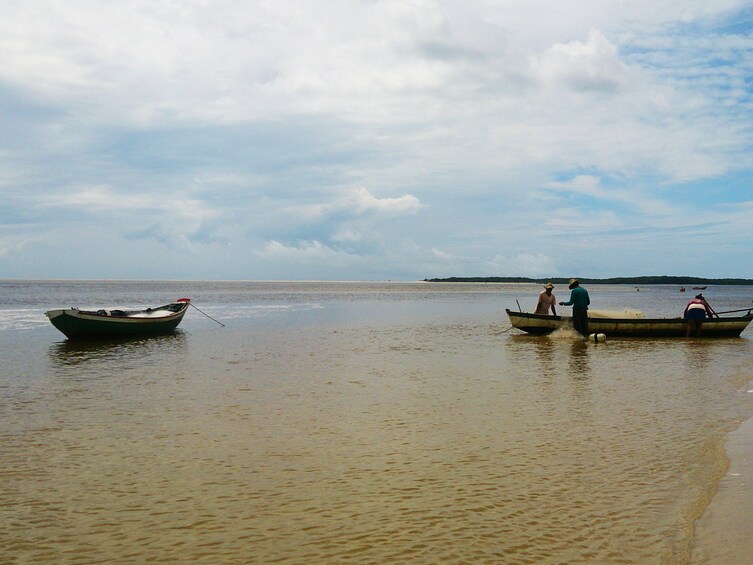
46,301,189,339
506,309,753,338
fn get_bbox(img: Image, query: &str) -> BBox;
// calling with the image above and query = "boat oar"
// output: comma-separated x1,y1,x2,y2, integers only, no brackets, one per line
189,303,226,327
714,307,753,315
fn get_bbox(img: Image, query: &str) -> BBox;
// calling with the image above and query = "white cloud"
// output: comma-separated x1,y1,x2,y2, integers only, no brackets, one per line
259,239,363,267
0,1,747,187
38,184,221,247
303,187,425,220
43,185,218,220
533,29,628,92
0,227,55,262
545,208,624,234
331,228,363,243
1,1,753,279
544,175,605,198
263,240,325,257
490,253,558,278
432,247,453,260
344,187,424,216
541,174,688,222
44,185,153,210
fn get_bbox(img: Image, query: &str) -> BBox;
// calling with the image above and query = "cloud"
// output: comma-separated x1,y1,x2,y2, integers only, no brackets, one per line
44,184,217,217
544,175,607,198
432,247,453,261
41,184,221,246
254,187,426,261
534,29,628,92
330,228,363,243
263,240,331,256
291,187,424,240
1,1,753,279
541,174,681,221
490,253,559,278
259,239,366,270
44,185,155,210
337,187,425,216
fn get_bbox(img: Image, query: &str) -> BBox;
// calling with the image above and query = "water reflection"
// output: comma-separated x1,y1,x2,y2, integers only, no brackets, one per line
505,334,549,376
534,335,556,377
504,333,594,381
568,339,591,377
48,331,188,376
682,339,719,373
567,340,593,423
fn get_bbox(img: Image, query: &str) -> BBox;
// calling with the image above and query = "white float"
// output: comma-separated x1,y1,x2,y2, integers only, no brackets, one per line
588,333,607,343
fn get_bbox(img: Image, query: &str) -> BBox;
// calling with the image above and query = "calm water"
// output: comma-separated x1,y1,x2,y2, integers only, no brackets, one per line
2,280,753,564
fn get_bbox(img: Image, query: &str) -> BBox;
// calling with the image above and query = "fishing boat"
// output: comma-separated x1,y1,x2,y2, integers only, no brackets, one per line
692,286,707,290
46,298,191,339
506,308,753,338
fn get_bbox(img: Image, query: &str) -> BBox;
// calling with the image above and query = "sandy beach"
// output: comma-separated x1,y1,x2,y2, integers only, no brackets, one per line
691,405,753,564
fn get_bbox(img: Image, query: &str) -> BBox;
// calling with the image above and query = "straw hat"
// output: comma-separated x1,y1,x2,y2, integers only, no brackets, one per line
544,282,554,289
568,278,579,289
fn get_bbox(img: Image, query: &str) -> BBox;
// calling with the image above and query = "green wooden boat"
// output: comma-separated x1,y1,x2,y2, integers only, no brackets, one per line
45,298,191,339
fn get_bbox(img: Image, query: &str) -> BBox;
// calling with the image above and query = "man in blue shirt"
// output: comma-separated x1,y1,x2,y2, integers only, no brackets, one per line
559,278,590,337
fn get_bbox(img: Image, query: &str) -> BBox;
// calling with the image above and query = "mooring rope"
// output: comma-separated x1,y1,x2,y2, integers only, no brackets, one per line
189,302,226,327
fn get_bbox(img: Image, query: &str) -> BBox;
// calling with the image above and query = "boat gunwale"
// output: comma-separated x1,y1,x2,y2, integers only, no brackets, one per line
45,300,191,339
505,309,753,325
505,308,753,337
46,302,189,324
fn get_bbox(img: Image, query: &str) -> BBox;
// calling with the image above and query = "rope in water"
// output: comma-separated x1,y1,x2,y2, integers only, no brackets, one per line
189,302,226,327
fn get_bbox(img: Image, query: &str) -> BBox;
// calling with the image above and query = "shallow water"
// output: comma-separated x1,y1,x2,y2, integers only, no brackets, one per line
2,281,753,563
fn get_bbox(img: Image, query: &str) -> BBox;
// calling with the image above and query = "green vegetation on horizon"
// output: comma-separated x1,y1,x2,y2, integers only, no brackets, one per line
423,276,753,285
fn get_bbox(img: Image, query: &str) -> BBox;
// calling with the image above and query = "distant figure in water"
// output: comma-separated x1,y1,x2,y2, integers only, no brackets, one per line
534,282,557,316
683,294,717,337
559,278,590,337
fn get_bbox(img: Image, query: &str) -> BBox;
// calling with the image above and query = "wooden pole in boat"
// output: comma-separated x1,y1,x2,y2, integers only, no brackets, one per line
714,308,753,315
189,303,226,327
516,299,522,312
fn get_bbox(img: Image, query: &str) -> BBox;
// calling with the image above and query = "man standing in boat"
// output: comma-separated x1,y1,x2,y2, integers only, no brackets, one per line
535,282,557,316
683,293,717,337
559,278,590,337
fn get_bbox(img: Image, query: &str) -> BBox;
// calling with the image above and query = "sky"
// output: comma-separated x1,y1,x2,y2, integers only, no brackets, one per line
1,0,753,281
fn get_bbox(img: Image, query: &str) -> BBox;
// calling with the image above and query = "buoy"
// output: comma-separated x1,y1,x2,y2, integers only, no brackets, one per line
588,333,607,343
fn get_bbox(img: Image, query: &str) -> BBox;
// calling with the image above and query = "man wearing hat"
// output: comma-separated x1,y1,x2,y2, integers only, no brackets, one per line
534,282,557,315
559,278,590,337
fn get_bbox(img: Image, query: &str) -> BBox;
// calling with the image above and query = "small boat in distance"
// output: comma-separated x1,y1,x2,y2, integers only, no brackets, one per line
506,309,753,338
692,286,707,290
46,298,191,339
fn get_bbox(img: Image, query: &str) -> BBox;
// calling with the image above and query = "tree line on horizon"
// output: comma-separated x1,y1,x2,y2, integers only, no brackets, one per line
423,276,753,285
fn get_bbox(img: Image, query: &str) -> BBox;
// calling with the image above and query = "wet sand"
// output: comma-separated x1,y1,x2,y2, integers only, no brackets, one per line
691,404,753,564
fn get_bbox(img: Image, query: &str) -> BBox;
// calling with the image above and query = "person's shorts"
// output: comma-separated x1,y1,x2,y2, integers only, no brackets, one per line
685,308,707,320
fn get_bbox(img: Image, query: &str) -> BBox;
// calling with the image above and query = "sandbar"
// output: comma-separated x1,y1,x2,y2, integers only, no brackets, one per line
691,409,753,564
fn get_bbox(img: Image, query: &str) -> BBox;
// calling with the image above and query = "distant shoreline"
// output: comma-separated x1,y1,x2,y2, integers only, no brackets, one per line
423,276,753,285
